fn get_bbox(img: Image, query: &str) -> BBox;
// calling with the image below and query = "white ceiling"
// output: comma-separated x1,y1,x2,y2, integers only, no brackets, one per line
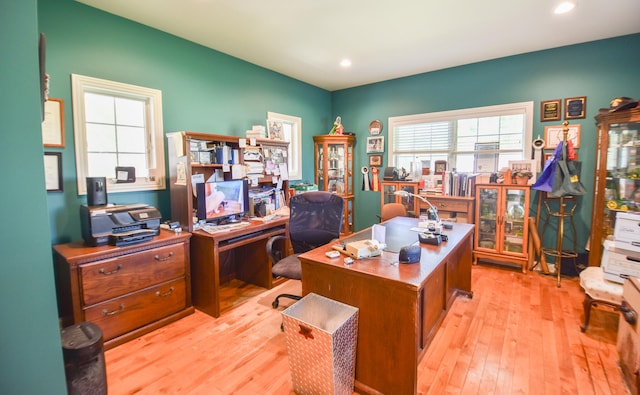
77,0,640,91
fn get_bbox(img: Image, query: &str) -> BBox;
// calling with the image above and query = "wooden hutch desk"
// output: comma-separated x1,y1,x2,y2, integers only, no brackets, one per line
190,217,289,317
299,217,474,395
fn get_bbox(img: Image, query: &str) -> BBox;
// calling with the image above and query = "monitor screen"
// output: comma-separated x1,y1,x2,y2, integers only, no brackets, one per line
196,179,249,224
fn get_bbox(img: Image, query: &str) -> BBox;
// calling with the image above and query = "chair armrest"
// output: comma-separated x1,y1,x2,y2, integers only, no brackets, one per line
266,235,288,265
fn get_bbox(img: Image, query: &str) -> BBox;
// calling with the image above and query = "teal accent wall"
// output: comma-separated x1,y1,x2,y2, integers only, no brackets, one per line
39,0,332,244
0,1,67,394
332,33,640,252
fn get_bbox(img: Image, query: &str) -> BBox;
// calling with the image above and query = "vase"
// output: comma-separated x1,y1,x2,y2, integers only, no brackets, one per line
515,176,529,185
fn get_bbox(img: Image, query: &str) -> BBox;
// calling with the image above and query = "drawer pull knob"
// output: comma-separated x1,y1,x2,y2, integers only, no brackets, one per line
102,304,124,316
99,265,122,275
154,251,174,261
156,287,175,297
621,300,637,325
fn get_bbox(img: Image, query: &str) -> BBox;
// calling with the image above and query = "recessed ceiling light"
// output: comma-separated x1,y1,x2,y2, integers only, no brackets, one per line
554,1,575,14
340,59,352,68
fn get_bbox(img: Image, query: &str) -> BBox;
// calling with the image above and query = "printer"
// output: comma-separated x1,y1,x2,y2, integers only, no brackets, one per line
80,203,162,246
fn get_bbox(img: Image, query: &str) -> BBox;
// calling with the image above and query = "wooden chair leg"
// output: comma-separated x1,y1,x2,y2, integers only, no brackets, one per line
581,294,594,332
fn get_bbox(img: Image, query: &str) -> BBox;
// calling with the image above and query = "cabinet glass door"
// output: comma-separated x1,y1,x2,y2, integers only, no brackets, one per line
478,186,498,250
383,184,397,205
346,144,353,194
503,188,527,254
603,121,640,237
317,144,324,189
327,143,345,193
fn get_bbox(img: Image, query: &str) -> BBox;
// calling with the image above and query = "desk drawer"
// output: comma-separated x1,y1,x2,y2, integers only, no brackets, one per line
428,198,469,213
84,278,186,341
81,244,186,305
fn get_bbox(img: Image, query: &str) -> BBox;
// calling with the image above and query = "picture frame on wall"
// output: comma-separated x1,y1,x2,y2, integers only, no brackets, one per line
564,96,586,120
369,154,382,166
544,124,581,149
42,98,65,147
540,99,561,122
366,136,384,153
44,152,62,192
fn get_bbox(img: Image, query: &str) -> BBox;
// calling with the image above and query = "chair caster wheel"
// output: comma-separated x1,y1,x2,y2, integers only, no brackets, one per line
272,299,279,309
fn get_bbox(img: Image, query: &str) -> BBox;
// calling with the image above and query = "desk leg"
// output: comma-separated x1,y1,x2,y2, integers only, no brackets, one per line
190,235,221,318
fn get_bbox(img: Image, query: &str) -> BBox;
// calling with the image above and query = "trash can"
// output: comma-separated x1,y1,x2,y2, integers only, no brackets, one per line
61,322,107,395
282,293,358,395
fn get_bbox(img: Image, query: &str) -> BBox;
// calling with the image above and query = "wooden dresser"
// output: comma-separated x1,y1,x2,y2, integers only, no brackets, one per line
53,230,193,350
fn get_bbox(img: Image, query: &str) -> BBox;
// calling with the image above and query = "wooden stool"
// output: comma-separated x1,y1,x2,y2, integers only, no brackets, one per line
579,266,623,332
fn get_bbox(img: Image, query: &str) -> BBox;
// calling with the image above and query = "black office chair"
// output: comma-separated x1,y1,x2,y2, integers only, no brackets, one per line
267,191,344,308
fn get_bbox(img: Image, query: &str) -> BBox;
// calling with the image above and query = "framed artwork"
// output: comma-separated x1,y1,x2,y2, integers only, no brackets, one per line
434,160,447,175
544,124,581,148
368,120,383,135
564,96,586,119
42,98,65,147
366,136,384,153
508,159,537,184
44,152,62,192
540,99,562,122
369,154,382,166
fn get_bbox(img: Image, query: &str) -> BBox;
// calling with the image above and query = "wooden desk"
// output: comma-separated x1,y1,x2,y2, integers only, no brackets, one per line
190,217,289,317
299,217,474,395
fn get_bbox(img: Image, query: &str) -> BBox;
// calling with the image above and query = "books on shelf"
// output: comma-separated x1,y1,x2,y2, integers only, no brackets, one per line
422,172,478,197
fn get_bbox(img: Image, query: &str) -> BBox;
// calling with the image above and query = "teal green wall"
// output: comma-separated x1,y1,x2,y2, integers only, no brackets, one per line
39,0,332,244
0,1,67,394
333,33,640,252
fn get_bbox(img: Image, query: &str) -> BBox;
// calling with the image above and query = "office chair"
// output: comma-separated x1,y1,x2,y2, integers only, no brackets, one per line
267,191,344,308
376,202,408,222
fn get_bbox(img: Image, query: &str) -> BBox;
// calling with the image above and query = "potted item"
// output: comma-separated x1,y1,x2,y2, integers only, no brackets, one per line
512,169,533,185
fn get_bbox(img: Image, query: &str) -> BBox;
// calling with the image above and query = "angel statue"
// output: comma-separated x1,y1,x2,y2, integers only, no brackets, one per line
328,116,344,135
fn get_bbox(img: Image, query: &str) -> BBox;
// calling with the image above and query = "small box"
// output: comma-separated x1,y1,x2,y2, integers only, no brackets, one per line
602,240,640,283
614,212,640,253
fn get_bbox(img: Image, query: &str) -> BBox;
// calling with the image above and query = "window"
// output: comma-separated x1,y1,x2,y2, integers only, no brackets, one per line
267,111,302,180
71,74,165,195
388,102,534,174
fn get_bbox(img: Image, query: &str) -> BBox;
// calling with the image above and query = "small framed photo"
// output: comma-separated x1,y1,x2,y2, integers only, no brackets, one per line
564,96,586,120
42,98,65,147
540,99,561,122
44,152,63,192
366,136,384,153
544,124,581,149
434,160,447,175
369,154,382,167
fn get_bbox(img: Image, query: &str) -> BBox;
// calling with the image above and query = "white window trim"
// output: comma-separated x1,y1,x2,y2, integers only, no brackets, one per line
387,101,534,166
267,111,302,180
71,74,166,195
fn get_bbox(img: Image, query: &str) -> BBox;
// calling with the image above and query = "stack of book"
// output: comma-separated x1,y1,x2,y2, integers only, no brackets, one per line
246,125,266,139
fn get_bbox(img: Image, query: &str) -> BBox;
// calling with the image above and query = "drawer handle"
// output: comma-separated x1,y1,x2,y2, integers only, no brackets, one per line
99,265,122,275
102,304,124,316
154,251,174,262
621,300,637,325
156,287,175,297
438,203,447,207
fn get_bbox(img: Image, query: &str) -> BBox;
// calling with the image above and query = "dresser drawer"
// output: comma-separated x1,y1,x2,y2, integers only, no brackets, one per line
428,198,469,213
81,243,186,305
84,278,186,341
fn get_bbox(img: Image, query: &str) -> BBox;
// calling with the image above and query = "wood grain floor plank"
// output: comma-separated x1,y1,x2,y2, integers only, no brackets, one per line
105,265,628,395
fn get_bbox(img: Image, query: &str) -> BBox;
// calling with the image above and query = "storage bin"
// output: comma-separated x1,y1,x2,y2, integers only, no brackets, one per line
282,293,358,395
61,322,107,395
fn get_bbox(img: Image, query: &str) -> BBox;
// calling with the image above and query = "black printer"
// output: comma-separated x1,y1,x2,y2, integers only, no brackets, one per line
80,203,161,246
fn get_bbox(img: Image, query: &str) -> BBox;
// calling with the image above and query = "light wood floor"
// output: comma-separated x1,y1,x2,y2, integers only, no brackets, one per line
105,264,629,394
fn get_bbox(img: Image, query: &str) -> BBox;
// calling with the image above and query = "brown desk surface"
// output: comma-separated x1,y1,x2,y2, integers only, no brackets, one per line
299,217,474,395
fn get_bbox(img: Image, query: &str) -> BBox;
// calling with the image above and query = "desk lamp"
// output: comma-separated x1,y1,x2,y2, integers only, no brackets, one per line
394,190,442,231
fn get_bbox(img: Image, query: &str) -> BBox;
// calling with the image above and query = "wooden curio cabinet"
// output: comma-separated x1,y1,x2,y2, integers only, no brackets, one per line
588,108,640,267
313,134,355,235
380,181,420,216
474,184,530,273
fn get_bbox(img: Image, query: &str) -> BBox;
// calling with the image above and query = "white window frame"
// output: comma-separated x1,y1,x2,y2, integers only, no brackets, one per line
71,74,166,195
387,101,534,172
267,111,302,180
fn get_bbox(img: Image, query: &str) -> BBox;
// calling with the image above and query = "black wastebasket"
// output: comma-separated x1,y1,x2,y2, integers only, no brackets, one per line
61,322,107,395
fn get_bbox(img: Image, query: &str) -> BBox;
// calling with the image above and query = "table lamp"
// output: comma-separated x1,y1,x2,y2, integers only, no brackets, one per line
394,190,442,231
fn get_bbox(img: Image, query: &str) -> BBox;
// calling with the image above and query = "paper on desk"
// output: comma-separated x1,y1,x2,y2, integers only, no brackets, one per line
372,224,386,244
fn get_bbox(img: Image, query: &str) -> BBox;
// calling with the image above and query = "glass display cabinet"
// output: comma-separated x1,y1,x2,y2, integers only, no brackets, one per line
588,108,640,267
313,135,355,235
474,184,530,273
381,181,420,216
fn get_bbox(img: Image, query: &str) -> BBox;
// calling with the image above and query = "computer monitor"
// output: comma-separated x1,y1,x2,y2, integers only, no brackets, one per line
196,179,249,224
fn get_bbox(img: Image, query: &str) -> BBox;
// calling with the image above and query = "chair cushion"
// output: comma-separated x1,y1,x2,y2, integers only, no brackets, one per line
579,266,623,305
272,254,302,280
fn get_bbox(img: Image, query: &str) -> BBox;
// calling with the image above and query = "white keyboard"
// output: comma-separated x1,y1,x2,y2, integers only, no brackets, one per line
200,222,250,234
